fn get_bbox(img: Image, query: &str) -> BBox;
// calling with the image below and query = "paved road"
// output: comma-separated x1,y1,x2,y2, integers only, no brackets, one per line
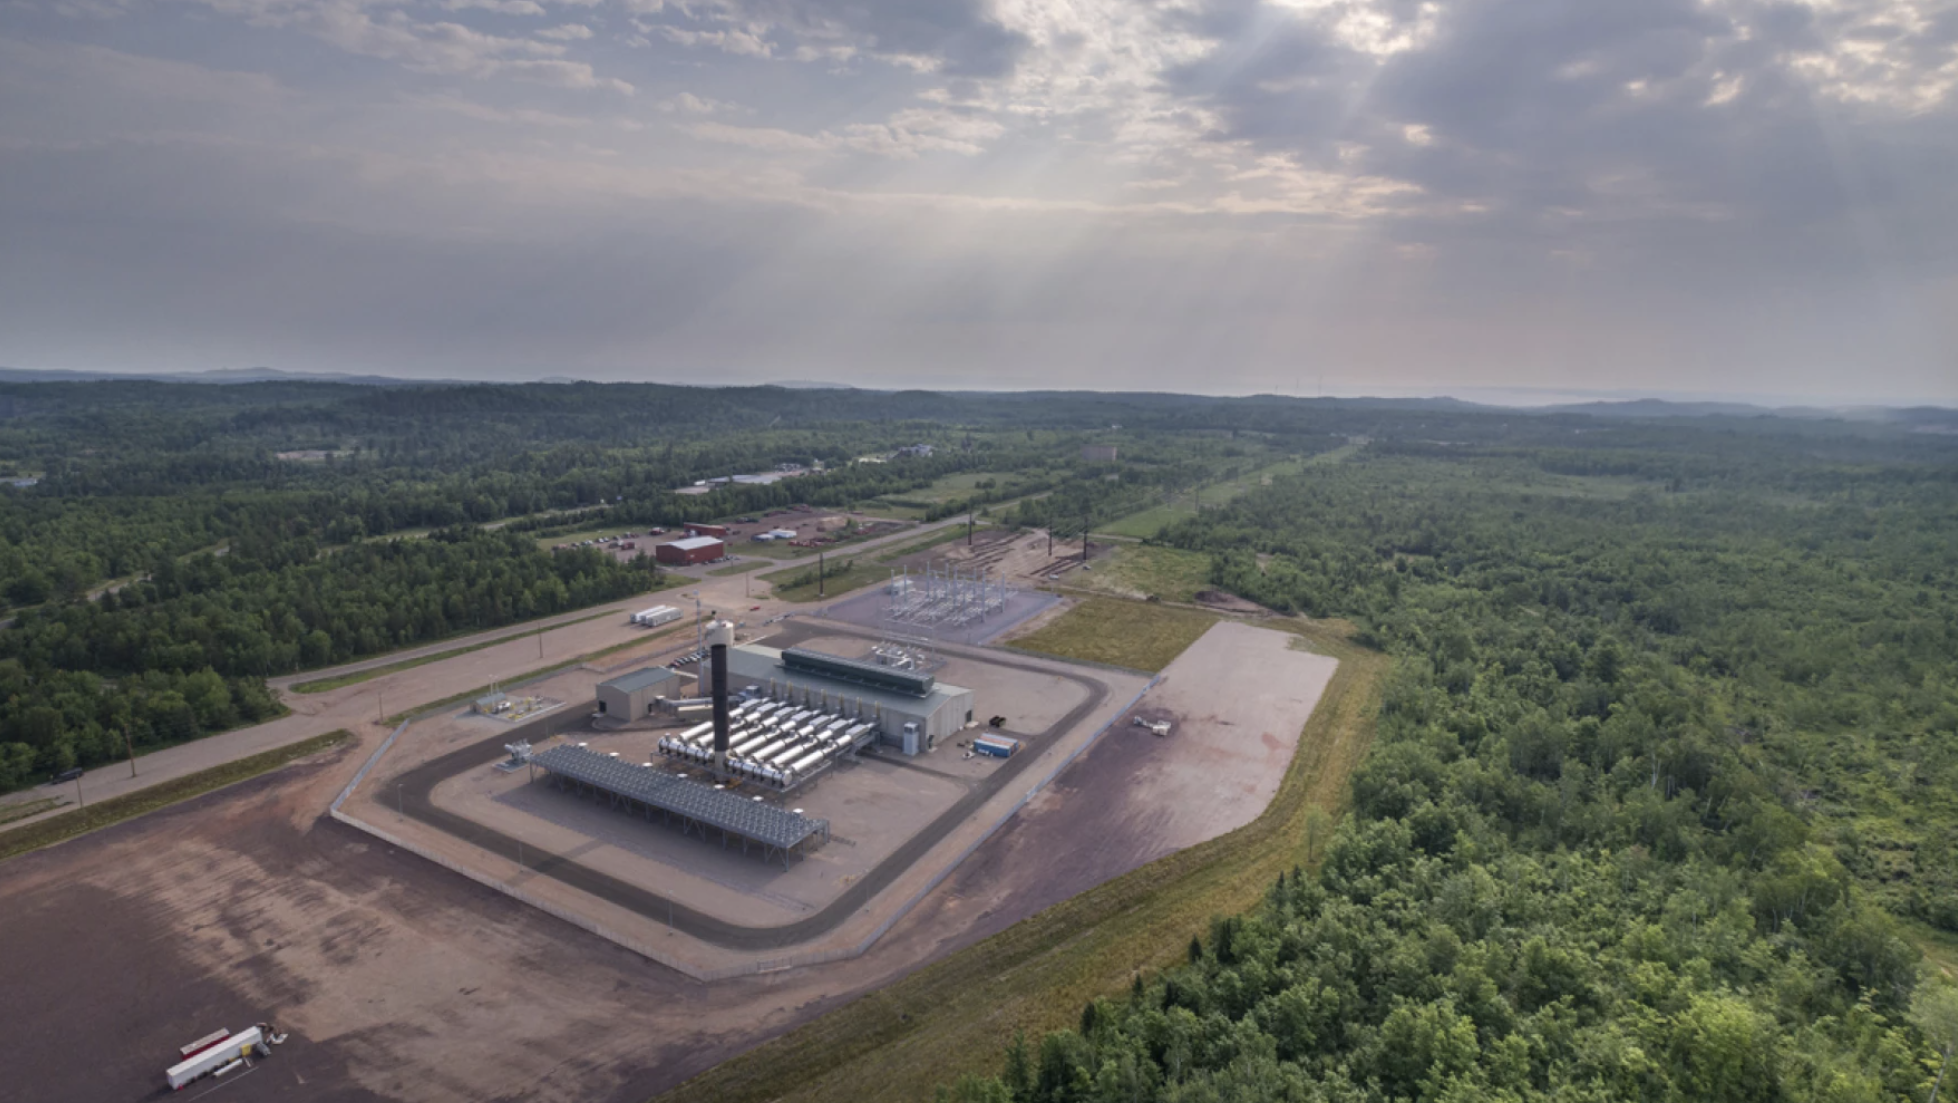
0,512,983,833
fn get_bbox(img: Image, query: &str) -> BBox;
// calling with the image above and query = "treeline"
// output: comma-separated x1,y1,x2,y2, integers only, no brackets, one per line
0,529,652,788
941,430,1958,1100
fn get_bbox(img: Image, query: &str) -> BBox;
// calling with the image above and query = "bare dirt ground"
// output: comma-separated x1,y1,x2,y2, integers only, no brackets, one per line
902,621,1338,937
0,664,1145,1102
0,740,873,1103
0,620,1324,1103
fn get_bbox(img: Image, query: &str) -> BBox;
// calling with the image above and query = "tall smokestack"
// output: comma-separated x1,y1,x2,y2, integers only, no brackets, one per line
707,620,734,766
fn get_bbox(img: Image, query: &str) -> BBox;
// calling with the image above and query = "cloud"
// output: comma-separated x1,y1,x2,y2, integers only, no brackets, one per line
684,120,831,151
648,0,1029,76
4,0,1955,400
655,92,739,114
178,0,633,92
1141,0,1958,249
439,0,548,15
412,93,595,127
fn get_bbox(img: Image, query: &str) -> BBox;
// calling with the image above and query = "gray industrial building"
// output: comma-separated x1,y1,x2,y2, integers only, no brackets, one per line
724,644,974,754
596,666,685,722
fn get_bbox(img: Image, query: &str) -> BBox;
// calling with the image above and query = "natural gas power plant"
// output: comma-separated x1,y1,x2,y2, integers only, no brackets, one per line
517,620,977,869
654,628,974,786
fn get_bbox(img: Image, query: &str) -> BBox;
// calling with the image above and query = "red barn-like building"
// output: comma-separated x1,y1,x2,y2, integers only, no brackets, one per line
684,522,730,539
655,536,725,565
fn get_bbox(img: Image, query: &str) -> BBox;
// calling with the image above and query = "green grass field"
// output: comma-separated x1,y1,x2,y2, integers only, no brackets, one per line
862,470,1047,519
1100,443,1366,540
0,796,63,826
0,730,353,864
1005,597,1217,672
384,623,693,725
760,557,890,603
655,617,1385,1103
291,609,620,694
873,523,980,562
1069,545,1214,604
1099,457,1309,538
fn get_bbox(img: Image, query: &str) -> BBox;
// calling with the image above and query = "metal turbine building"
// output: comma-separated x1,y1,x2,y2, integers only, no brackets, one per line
721,643,974,754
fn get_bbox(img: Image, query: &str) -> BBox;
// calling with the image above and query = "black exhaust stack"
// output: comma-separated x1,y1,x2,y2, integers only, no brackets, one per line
708,621,733,765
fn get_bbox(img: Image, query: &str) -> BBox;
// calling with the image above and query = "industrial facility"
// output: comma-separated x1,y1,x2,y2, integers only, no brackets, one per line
596,666,685,721
656,535,725,565
722,643,975,753
884,564,1013,630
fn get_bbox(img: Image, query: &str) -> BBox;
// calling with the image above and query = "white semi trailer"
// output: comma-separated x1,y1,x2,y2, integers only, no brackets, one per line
166,1025,282,1090
632,605,682,628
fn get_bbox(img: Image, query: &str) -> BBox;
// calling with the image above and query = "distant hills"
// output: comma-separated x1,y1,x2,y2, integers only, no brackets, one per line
0,367,1948,427
0,366,450,387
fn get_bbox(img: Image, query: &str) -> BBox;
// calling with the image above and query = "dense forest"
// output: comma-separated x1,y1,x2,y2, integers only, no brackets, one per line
0,380,1322,789
942,422,1958,1100
4,378,1956,1101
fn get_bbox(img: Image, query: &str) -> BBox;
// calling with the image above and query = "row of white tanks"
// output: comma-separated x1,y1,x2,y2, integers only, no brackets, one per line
656,696,877,789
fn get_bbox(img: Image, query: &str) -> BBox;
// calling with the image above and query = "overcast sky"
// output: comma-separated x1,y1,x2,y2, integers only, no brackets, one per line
1,0,1953,402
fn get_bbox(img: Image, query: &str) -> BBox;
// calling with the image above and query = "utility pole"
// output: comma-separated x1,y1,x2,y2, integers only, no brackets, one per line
74,773,85,820
967,511,973,546
818,551,826,599
537,629,544,660
1082,511,1090,566
124,728,136,779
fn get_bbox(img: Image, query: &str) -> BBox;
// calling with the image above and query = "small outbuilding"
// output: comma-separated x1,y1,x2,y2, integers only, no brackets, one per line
597,667,684,721
973,733,1020,758
683,522,730,539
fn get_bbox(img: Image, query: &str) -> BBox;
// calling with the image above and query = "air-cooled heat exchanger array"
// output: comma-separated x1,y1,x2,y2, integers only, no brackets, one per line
656,695,878,789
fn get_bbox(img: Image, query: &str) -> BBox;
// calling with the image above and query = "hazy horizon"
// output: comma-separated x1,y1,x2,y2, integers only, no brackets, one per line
5,362,1951,410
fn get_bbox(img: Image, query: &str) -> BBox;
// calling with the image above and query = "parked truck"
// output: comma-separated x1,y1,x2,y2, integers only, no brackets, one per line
166,1023,286,1090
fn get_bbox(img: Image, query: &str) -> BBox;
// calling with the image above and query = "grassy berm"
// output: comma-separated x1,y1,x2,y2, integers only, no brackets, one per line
0,730,353,864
